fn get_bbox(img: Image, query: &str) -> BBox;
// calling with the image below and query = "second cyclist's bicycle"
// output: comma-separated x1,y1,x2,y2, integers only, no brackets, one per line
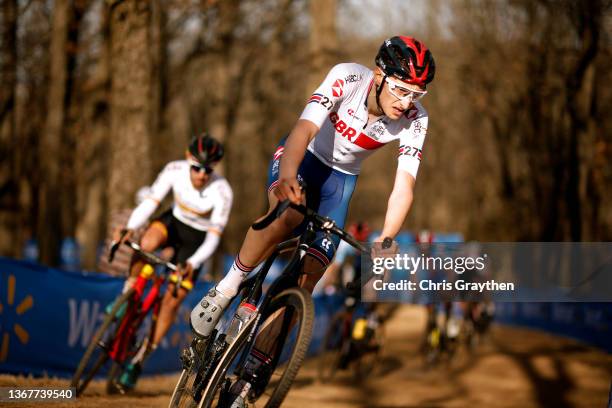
71,240,189,395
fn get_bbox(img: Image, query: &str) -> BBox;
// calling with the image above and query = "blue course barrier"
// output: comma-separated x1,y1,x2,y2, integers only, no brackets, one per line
495,302,612,353
0,257,342,378
3,256,609,379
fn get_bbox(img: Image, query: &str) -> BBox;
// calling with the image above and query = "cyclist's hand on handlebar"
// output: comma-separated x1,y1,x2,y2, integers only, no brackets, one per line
109,227,133,263
112,227,134,246
370,236,398,260
177,262,194,279
273,177,303,204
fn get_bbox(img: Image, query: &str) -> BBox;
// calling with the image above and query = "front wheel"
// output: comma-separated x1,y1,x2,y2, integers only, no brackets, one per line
168,335,216,408
71,289,134,395
201,287,314,408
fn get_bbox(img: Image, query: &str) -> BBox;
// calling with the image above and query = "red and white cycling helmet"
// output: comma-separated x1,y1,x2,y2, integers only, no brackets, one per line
375,36,436,87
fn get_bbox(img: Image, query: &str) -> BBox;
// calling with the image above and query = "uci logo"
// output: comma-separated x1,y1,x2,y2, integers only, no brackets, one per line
0,274,34,362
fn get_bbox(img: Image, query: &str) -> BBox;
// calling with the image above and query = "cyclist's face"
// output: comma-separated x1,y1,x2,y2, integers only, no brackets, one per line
189,163,211,188
374,68,425,119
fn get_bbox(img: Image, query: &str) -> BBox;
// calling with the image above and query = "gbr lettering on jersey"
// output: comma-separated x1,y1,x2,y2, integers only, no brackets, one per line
300,63,428,177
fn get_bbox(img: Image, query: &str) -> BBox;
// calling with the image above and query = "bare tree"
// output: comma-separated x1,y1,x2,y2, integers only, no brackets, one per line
107,0,162,214
308,0,338,93
74,1,112,269
0,0,17,133
0,0,18,256
563,0,608,240
38,0,87,264
450,0,612,240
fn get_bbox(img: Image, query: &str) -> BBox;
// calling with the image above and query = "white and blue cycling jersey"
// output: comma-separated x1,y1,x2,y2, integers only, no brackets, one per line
301,62,428,177
267,63,429,265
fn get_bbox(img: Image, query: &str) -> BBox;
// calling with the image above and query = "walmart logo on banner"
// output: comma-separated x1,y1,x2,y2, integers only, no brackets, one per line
67,299,105,348
0,257,216,377
0,274,34,362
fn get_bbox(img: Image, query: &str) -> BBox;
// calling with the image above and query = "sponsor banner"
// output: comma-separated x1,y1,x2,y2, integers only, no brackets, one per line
495,302,612,353
0,257,341,378
360,242,612,303
0,257,205,377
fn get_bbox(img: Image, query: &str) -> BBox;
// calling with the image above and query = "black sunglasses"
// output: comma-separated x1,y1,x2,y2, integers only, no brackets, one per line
190,164,213,174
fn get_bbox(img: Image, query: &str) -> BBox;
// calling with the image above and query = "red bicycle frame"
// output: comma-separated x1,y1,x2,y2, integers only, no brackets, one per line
108,266,164,362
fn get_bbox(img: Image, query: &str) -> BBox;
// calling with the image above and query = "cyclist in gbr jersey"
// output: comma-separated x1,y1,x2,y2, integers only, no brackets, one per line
191,36,435,341
113,133,232,390
294,62,427,177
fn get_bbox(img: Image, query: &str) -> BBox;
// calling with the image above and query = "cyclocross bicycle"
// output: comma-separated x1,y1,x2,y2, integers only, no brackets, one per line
71,240,189,395
422,302,458,367
317,294,384,382
169,200,367,408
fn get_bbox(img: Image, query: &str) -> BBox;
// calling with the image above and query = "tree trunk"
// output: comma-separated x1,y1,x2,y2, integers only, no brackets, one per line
37,0,88,265
0,0,18,256
308,0,338,93
564,1,602,241
75,2,111,270
60,0,88,239
107,0,161,215
38,0,71,265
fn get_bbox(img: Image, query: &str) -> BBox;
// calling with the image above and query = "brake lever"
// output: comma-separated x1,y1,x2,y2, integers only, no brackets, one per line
108,240,120,263
109,229,131,263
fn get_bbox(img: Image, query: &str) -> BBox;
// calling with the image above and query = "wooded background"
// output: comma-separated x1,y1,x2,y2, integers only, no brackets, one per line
0,0,610,270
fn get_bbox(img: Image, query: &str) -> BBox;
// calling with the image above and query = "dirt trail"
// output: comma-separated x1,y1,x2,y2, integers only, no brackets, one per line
2,306,610,408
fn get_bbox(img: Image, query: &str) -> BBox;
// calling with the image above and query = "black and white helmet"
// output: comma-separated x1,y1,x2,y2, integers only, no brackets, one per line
187,133,224,167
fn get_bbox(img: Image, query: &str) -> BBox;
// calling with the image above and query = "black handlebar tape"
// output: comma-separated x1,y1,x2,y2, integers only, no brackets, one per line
382,237,393,249
252,200,292,230
108,241,120,263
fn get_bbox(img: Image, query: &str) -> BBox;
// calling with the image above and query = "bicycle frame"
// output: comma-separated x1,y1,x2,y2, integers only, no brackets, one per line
222,221,331,381
177,201,370,406
105,241,178,364
71,239,182,397
108,266,165,362
243,218,323,299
